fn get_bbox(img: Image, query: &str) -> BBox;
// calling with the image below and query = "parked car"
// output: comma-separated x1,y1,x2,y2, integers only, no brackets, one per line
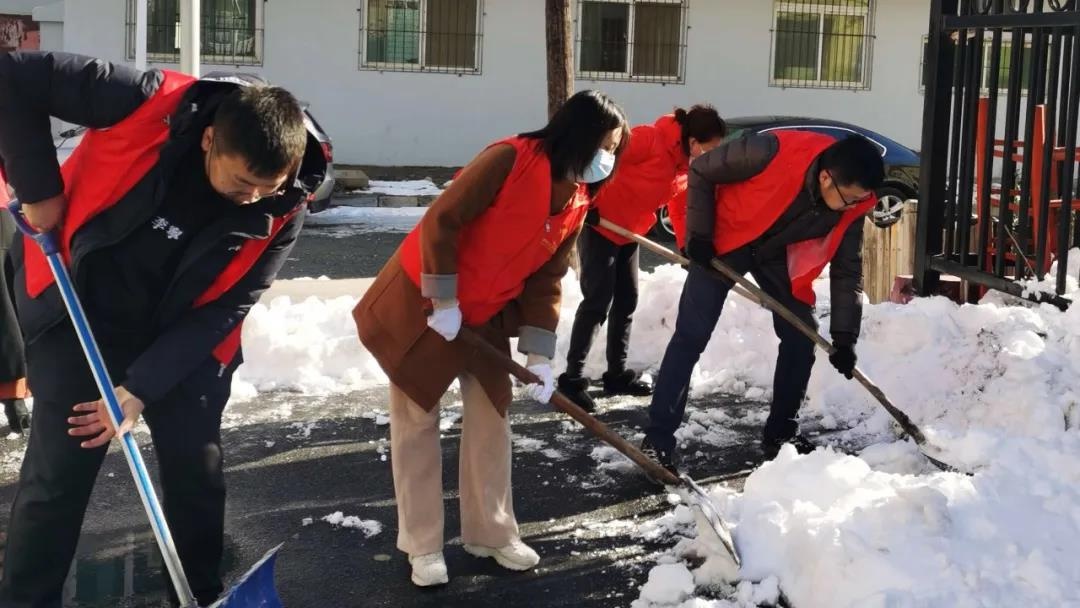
299,103,336,213
655,116,920,237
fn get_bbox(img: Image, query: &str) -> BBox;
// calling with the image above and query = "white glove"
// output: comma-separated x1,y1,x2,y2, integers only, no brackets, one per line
427,299,462,342
524,355,555,404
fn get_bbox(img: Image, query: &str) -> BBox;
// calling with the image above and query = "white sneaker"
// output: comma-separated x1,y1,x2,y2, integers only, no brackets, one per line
463,539,540,571
408,551,449,587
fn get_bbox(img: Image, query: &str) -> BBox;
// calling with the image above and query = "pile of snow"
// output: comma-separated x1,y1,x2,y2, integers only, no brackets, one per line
320,512,383,537
233,254,1080,606
713,442,1080,606
231,294,386,397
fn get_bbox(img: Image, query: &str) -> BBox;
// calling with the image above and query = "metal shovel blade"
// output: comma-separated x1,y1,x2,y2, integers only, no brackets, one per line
208,544,284,608
679,474,740,567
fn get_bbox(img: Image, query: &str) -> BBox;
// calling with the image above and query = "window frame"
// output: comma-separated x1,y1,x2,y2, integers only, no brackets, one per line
358,0,485,75
769,0,875,91
575,0,689,84
125,0,265,66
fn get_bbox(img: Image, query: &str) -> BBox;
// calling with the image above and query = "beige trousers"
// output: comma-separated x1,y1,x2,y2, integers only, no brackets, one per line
389,374,519,556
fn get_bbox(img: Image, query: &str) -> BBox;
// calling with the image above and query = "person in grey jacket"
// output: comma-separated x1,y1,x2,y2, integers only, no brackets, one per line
640,132,884,472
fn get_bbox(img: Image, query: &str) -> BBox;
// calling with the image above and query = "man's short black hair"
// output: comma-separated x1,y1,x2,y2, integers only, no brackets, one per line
212,86,307,178
819,135,886,191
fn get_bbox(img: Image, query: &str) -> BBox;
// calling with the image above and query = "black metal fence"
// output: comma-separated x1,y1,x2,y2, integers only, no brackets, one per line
915,0,1080,308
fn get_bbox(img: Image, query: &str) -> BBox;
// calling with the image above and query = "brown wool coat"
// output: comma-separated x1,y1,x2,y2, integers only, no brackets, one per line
353,143,582,415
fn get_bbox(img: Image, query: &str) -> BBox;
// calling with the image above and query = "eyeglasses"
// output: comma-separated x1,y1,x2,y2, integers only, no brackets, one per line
827,170,873,208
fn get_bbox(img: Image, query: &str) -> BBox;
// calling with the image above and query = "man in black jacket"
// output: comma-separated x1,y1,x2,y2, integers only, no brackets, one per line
639,132,884,472
0,51,327,606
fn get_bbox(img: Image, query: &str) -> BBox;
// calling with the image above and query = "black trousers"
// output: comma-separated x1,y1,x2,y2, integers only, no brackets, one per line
645,247,818,452
564,226,640,379
0,322,231,607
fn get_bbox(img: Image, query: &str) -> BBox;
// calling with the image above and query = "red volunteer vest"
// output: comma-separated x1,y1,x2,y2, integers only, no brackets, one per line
400,136,590,326
22,70,295,365
593,115,687,245
713,130,875,305
666,174,689,250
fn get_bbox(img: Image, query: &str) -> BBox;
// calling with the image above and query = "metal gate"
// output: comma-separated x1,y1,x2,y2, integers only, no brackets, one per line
915,0,1080,308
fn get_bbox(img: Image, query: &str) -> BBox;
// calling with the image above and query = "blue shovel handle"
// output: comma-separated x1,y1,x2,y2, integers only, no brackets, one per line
6,197,200,607
5,198,61,255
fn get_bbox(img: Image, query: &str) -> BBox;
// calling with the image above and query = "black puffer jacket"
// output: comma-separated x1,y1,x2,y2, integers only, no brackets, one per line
0,51,328,402
685,133,864,345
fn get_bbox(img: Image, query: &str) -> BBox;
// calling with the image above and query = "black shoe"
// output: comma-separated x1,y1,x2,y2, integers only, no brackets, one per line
3,399,29,434
556,374,596,412
602,369,652,397
640,436,681,482
760,433,817,460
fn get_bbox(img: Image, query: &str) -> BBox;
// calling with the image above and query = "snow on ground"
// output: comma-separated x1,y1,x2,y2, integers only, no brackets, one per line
304,206,426,232
230,255,1080,606
320,511,384,537
350,179,445,197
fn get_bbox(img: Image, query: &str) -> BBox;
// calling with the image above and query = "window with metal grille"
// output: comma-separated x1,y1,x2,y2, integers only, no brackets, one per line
359,0,483,74
125,0,264,66
919,33,1035,95
770,0,874,90
576,0,688,84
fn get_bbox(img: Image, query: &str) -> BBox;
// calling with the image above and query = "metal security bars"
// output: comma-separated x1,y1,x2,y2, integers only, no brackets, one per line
359,0,484,74
915,0,1080,307
920,33,1037,94
576,0,688,84
124,0,264,66
770,0,875,90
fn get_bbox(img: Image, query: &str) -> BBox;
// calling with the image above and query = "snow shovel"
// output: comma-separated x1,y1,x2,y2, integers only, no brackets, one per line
455,327,741,566
597,217,964,474
7,199,283,608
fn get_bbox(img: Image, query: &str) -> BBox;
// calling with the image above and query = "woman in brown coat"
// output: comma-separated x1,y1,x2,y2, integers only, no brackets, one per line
354,90,629,587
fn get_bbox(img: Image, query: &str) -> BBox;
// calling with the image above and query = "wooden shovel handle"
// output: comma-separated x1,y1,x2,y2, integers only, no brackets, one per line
456,328,681,486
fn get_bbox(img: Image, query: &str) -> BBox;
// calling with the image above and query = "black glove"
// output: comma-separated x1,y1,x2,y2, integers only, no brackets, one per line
828,344,857,379
685,236,716,267
585,207,600,226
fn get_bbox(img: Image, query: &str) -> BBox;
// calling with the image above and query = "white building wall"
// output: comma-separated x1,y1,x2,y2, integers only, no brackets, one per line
0,0,46,14
52,0,937,166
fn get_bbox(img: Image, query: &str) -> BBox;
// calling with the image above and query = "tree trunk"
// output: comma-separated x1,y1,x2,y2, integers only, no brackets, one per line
546,0,581,273
545,0,574,119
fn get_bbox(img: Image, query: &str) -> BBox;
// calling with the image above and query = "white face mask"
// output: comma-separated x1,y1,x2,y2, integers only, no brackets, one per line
578,149,616,184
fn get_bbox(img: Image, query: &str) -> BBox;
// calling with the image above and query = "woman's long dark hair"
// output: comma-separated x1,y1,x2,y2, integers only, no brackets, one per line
520,90,630,190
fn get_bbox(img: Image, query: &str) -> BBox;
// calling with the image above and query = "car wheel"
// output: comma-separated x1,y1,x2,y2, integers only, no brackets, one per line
653,206,676,240
871,186,909,228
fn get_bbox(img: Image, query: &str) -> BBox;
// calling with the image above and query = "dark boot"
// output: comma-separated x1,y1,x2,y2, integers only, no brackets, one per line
760,433,817,460
602,369,652,397
2,399,29,434
639,436,681,483
556,374,596,412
